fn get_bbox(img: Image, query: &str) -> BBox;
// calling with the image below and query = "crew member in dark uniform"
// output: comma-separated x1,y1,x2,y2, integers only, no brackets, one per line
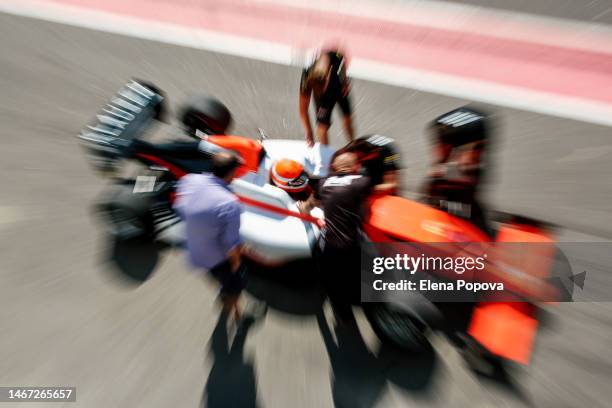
422,106,491,234
340,134,401,195
299,152,372,323
299,48,354,146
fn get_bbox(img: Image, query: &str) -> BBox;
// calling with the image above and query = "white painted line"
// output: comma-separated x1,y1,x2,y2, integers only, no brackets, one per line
269,0,612,55
0,0,296,65
352,59,612,127
2,0,612,127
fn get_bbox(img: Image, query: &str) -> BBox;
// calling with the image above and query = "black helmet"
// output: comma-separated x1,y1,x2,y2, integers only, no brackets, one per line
430,107,489,147
179,95,232,136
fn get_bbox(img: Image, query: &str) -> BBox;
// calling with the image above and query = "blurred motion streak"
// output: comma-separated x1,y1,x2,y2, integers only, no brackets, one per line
2,0,612,407
3,0,612,125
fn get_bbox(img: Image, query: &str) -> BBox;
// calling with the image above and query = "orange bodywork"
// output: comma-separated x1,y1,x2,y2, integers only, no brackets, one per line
206,135,263,177
365,195,554,365
364,195,489,243
468,222,554,364
468,302,538,365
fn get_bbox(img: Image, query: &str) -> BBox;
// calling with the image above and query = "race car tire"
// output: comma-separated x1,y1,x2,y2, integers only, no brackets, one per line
179,94,232,135
364,303,430,352
95,183,154,242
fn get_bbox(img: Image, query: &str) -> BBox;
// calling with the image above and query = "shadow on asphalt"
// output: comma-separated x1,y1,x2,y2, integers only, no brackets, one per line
244,259,326,316
244,260,441,407
202,312,259,408
316,311,438,408
245,262,532,407
101,236,167,286
470,359,534,407
99,243,530,406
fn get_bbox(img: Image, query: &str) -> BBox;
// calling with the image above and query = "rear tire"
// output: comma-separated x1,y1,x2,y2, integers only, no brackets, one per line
95,184,154,241
179,95,232,135
364,303,430,351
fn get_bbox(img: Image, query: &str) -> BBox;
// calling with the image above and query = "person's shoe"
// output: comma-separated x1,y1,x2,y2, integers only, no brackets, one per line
233,301,267,333
243,300,268,321
235,314,255,334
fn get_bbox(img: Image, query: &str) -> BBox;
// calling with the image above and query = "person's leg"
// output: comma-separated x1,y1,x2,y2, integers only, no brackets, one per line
219,294,239,321
321,248,355,324
342,115,354,143
315,98,334,145
211,261,247,321
338,95,354,143
316,122,330,145
225,262,248,321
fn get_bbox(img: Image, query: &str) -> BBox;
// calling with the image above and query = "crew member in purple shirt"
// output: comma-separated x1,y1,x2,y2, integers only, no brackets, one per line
174,152,247,321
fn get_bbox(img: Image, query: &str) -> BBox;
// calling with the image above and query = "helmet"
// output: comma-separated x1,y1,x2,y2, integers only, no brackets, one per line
430,107,489,147
179,94,232,136
271,159,309,193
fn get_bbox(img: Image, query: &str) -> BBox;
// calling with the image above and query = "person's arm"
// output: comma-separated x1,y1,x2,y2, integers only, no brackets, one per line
299,69,315,146
299,92,314,146
373,169,399,194
298,178,321,215
298,193,320,215
342,114,354,142
227,245,243,273
297,194,325,229
336,51,354,142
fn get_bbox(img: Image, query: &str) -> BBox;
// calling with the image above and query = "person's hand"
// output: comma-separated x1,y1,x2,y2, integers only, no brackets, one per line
315,218,326,229
296,200,307,214
305,129,315,147
228,245,243,273
428,163,447,179
240,244,255,259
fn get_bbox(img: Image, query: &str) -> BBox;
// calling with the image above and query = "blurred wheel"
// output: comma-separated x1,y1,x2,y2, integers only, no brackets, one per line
104,206,147,240
364,303,430,351
179,95,232,135
95,184,154,241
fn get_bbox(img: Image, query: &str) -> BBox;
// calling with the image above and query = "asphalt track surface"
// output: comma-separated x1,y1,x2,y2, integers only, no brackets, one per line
1,12,612,408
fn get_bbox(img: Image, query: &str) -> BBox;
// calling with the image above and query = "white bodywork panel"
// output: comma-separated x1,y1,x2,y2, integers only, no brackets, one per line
262,140,335,178
159,140,335,265
234,141,333,263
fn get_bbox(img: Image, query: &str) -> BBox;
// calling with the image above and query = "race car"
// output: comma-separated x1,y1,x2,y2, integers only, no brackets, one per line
79,80,572,366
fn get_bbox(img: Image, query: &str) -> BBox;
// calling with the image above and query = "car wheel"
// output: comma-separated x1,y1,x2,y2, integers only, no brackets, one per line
179,94,232,135
95,184,154,241
364,303,430,351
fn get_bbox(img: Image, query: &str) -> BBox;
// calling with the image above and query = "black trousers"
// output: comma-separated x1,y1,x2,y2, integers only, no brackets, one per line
316,244,362,319
209,260,247,296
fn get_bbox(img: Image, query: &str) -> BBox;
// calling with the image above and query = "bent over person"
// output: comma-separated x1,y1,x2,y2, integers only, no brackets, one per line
299,48,355,146
174,152,247,322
